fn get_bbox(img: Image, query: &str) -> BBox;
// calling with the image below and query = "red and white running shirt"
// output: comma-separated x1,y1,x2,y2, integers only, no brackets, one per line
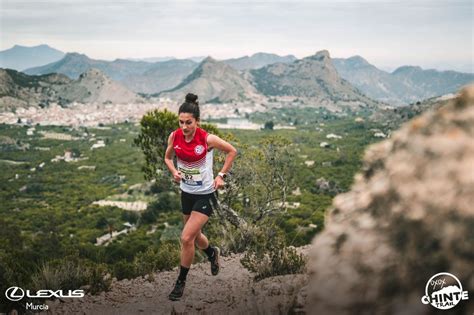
172,127,214,194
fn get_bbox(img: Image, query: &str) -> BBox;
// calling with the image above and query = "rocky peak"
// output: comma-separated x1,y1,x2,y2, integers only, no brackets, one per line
249,49,379,108
159,56,258,103
308,50,331,62
251,52,269,58
299,50,335,74
40,73,72,85
392,65,423,75
345,55,371,68
191,56,239,80
78,68,108,80
200,56,217,64
63,52,89,59
191,56,225,75
60,52,92,64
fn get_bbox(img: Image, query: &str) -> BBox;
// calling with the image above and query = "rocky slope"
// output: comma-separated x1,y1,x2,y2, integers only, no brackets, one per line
0,68,142,110
250,50,381,110
0,69,72,110
333,56,474,105
53,68,143,104
306,85,474,314
159,57,261,103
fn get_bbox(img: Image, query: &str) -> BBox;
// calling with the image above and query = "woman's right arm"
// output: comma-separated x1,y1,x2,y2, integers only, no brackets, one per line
164,132,181,183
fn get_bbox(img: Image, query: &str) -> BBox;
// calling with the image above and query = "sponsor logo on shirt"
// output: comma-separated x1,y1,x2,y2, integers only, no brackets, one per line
194,145,205,155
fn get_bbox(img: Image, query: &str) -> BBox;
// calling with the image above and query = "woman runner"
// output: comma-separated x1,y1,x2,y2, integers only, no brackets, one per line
164,93,237,301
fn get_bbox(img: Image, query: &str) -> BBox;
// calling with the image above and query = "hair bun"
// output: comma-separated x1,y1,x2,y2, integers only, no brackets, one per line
185,93,198,104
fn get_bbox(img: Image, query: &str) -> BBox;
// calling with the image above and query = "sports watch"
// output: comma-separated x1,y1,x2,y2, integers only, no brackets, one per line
217,172,227,180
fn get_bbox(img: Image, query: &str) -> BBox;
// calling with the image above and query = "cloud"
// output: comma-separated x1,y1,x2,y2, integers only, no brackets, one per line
1,0,472,71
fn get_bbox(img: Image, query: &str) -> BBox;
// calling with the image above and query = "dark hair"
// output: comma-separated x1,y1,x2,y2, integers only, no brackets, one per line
178,93,200,120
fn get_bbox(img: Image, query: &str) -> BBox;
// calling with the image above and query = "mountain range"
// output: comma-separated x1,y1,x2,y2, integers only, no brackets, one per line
249,50,378,108
24,53,199,94
1,44,472,107
333,56,473,105
0,44,65,71
22,52,301,95
2,50,382,111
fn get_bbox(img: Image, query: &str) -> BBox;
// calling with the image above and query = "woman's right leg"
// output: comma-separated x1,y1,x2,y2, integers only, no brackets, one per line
182,212,219,276
180,211,209,267
169,211,209,301
182,214,209,250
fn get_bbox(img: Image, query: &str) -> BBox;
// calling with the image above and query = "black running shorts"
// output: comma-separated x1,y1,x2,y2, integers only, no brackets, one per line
180,190,217,217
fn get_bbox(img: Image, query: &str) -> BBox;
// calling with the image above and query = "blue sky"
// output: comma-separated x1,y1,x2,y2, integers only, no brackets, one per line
0,0,472,72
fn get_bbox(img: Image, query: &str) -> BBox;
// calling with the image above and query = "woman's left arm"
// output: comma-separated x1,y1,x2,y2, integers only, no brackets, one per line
207,134,237,189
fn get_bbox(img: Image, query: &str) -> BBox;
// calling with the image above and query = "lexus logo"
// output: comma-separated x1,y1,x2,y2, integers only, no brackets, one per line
4,286,85,301
5,287,24,301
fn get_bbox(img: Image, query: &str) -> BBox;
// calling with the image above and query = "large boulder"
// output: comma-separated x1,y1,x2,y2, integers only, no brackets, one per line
306,85,474,314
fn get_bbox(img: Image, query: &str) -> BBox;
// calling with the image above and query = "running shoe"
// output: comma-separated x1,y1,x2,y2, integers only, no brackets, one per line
168,279,185,301
209,246,220,276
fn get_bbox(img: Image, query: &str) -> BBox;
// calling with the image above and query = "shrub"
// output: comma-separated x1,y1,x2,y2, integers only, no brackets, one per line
31,260,83,290
31,256,112,294
133,241,180,276
141,192,180,224
240,222,306,281
87,263,111,294
121,211,139,224
113,260,137,280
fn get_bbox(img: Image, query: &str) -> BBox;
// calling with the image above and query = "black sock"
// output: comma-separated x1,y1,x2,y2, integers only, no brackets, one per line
178,265,189,282
203,245,215,259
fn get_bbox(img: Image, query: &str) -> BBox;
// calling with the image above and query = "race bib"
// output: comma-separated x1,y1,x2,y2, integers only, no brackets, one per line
179,166,203,186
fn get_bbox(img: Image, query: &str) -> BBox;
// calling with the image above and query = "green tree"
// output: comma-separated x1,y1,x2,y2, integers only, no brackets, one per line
219,136,296,223
133,109,178,181
264,120,274,130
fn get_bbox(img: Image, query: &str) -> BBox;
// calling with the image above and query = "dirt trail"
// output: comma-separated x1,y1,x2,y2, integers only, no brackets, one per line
42,248,310,315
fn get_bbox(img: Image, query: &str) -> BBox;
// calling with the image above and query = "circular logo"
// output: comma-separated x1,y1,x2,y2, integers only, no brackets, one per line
5,286,25,301
421,272,468,310
194,145,204,155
